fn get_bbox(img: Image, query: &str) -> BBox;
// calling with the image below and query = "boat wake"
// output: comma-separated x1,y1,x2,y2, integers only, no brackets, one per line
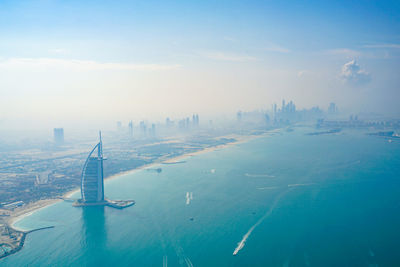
257,186,279,190
174,246,193,267
233,190,289,256
184,257,194,267
163,255,168,267
186,192,193,205
287,183,315,187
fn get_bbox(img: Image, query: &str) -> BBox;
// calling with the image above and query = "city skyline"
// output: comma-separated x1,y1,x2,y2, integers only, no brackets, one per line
1,1,400,265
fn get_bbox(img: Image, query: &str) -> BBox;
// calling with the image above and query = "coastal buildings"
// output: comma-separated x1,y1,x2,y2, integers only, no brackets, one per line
80,132,104,203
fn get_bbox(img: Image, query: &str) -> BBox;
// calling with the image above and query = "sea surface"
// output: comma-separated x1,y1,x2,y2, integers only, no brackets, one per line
3,127,400,266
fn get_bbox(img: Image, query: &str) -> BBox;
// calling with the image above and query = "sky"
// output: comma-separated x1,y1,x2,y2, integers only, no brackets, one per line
0,0,399,129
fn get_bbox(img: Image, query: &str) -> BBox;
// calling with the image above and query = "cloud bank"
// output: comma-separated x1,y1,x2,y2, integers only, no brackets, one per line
340,60,371,85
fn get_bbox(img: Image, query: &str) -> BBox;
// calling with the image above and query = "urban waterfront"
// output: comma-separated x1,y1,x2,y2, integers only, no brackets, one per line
2,127,400,266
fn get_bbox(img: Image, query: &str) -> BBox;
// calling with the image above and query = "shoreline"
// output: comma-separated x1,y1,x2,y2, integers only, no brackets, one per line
7,131,273,230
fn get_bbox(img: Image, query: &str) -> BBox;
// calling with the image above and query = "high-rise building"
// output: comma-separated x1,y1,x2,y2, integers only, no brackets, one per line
128,121,133,137
237,111,242,122
151,123,156,137
139,121,147,136
80,132,104,203
328,102,338,114
192,114,199,126
54,128,64,144
74,132,135,209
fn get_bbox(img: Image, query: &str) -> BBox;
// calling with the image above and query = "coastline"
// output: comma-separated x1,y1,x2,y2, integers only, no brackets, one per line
7,131,271,230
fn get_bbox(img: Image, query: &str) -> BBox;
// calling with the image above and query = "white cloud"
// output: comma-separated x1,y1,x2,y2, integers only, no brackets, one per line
201,51,257,62
0,58,181,71
340,60,371,85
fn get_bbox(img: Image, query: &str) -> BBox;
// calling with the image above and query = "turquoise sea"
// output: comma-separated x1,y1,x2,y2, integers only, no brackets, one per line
2,128,400,266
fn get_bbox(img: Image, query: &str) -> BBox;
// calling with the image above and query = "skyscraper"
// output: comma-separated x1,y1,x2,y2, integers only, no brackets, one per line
128,121,133,137
75,132,135,209
80,132,104,203
328,102,338,114
53,128,64,144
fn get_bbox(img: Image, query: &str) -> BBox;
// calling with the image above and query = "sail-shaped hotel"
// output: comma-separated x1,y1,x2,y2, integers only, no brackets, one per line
80,132,105,203
74,132,134,209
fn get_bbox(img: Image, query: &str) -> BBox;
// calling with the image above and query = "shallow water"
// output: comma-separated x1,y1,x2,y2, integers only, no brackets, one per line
3,128,400,266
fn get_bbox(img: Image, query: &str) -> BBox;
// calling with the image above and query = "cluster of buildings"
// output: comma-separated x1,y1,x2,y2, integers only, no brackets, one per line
237,100,329,127
178,114,200,130
114,114,201,139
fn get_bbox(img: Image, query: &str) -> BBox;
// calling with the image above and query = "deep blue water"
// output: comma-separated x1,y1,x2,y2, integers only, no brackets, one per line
2,128,400,266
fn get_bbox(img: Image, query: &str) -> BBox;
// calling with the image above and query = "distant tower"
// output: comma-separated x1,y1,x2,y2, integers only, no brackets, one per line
192,114,199,126
139,121,147,137
54,128,64,144
328,102,338,114
80,132,104,203
151,123,156,137
128,121,133,137
237,111,242,122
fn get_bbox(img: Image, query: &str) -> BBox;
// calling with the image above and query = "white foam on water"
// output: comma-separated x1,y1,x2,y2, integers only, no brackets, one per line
233,190,288,256
186,192,191,205
185,257,194,267
257,186,279,190
210,169,216,174
287,183,315,187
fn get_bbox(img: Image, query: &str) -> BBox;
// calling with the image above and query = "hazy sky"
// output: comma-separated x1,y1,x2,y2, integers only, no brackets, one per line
0,0,399,128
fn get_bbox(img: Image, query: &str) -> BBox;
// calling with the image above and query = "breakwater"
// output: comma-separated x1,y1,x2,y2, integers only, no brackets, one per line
0,226,54,260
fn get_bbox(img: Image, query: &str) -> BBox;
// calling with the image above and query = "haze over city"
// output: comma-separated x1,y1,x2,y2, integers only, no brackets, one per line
1,1,400,266
1,0,399,132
